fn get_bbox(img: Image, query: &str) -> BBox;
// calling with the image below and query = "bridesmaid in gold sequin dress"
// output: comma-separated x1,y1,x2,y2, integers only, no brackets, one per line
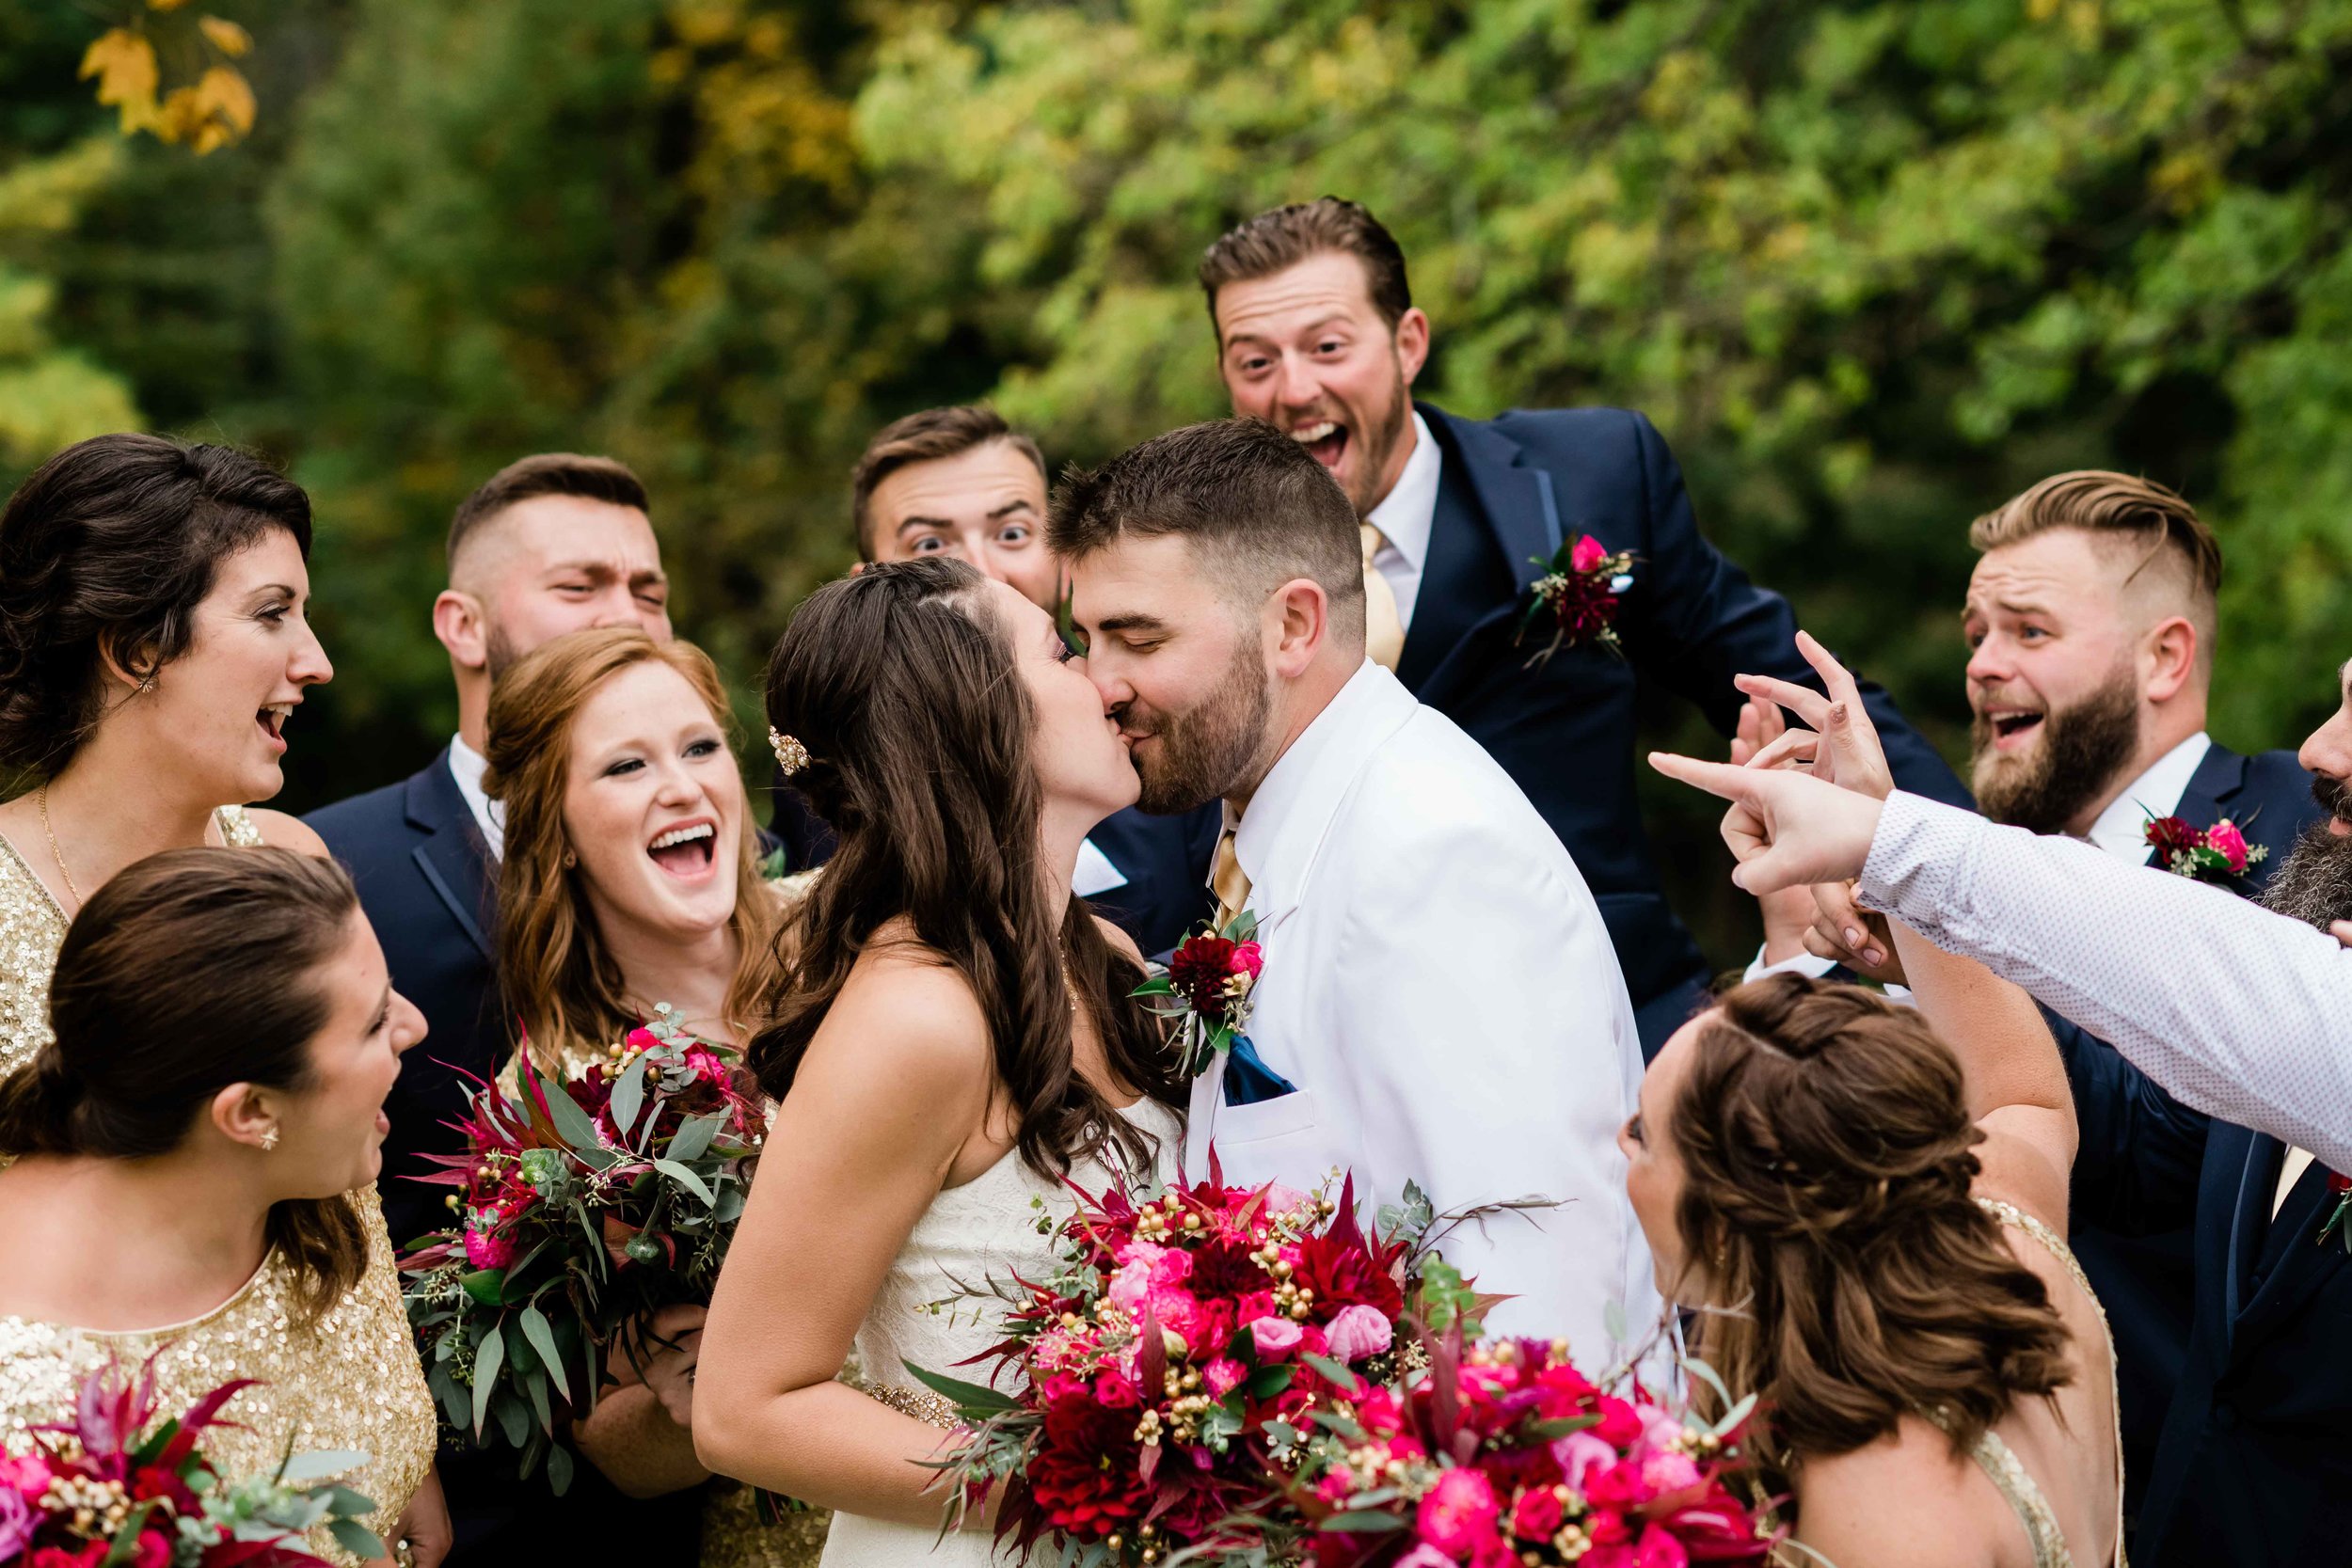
476,626,824,1568
0,849,444,1567
0,435,342,1085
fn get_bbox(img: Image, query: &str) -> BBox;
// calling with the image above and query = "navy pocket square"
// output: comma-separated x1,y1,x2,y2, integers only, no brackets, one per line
1221,1034,1297,1106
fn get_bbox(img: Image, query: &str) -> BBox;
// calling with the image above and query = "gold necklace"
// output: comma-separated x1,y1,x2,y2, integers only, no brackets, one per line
37,785,83,911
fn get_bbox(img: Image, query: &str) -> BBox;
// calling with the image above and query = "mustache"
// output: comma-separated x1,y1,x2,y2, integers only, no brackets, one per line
2313,771,2350,820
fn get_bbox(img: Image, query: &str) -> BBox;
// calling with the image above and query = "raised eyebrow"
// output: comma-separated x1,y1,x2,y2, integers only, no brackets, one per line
987,499,1039,521
894,515,954,537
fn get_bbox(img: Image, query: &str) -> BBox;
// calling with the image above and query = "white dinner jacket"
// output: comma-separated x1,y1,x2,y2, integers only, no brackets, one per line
1184,661,1661,1366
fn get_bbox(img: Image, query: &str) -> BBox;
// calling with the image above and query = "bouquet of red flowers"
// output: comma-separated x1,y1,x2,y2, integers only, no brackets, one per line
910,1165,1498,1568
400,1007,764,1491
1,1358,381,1567
1292,1335,1773,1568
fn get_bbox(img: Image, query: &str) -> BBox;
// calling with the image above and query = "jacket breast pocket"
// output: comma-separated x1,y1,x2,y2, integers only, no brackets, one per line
1205,1087,1321,1160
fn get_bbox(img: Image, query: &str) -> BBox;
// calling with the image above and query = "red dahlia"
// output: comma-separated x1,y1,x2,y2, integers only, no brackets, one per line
1168,936,1241,1019
2143,815,2201,861
1025,1392,1152,1539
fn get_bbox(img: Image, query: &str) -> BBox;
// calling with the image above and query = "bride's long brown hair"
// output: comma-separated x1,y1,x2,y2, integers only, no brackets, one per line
748,558,1184,1178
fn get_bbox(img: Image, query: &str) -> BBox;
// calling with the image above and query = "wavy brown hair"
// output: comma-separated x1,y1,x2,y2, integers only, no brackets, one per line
1667,975,2074,1493
483,627,777,1068
0,847,367,1324
749,558,1184,1179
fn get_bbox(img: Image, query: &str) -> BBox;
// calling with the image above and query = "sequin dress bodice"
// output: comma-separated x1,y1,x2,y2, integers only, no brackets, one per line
0,1184,437,1564
820,1099,1184,1568
0,808,263,1083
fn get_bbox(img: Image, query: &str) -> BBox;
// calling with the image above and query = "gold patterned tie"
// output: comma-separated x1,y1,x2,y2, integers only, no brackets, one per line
1360,523,1406,672
1211,826,1252,931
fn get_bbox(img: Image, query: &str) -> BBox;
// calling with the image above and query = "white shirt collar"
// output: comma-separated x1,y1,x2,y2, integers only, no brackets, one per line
447,734,505,860
1229,660,1419,917
1365,410,1439,571
2085,731,2212,862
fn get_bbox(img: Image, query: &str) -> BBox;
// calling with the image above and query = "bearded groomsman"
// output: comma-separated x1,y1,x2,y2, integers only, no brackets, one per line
1756,473,2321,1536
1196,198,1968,1055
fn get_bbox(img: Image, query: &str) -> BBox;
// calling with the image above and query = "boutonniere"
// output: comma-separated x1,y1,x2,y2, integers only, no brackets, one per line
2143,808,2268,881
1132,911,1263,1079
2320,1171,2352,1252
1516,532,1636,669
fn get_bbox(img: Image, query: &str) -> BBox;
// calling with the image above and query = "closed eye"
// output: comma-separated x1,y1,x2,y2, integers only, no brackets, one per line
1624,1114,1645,1146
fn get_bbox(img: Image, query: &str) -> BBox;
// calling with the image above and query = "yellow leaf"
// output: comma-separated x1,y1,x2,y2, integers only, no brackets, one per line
147,0,194,10
79,28,158,107
153,85,206,144
195,66,256,135
198,15,252,57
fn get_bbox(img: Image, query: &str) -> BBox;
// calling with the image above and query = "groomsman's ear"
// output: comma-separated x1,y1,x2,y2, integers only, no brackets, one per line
1267,578,1332,678
432,589,490,673
2140,614,2199,704
1393,307,1432,387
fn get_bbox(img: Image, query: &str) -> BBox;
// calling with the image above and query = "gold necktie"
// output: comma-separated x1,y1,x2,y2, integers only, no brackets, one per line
1360,523,1405,672
1211,827,1252,931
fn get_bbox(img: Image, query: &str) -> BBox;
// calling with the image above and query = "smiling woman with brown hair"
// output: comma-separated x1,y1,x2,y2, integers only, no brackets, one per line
479,624,814,1568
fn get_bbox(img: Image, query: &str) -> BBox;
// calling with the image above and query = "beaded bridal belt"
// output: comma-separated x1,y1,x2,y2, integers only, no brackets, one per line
858,1378,964,1432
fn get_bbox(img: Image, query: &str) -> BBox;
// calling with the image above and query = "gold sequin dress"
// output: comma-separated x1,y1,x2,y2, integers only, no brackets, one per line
0,806,263,1082
0,1183,438,1565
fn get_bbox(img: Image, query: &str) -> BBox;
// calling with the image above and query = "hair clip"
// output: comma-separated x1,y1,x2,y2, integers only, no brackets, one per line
770,728,810,777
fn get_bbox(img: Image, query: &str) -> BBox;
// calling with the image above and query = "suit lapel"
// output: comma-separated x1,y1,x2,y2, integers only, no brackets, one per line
2220,1129,2281,1334
1421,404,1559,598
404,753,495,960
2238,1155,2344,1337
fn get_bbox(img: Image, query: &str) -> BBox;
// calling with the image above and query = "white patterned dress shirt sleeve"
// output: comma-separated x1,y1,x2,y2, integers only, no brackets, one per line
1858,790,2352,1172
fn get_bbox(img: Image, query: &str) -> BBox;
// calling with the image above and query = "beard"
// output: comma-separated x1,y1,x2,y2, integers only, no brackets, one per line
1970,666,2143,833
485,620,525,682
1337,367,1413,518
1125,633,1271,815
2258,775,2352,928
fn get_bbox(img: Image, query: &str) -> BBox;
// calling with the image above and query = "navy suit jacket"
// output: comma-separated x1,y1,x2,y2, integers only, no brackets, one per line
769,781,1219,958
309,750,505,1250
1410,404,1969,1053
2057,746,2350,1564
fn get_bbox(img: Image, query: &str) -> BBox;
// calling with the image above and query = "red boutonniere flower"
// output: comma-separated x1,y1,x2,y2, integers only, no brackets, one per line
2320,1171,2352,1253
1135,911,1263,1079
1515,534,1636,670
2142,811,2268,881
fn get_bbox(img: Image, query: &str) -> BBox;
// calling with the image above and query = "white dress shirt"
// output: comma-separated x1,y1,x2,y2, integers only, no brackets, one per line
1859,790,2352,1175
1364,411,1441,632
447,735,504,860
1187,660,1659,1360
1744,730,2217,986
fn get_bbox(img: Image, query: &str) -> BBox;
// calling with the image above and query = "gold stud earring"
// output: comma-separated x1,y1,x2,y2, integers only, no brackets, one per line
562,848,577,868
260,1126,279,1151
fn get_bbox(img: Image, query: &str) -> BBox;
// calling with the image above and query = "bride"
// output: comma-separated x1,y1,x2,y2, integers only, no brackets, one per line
694,558,1187,1565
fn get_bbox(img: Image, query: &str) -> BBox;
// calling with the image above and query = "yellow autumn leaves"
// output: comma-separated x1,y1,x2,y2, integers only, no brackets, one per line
78,3,258,155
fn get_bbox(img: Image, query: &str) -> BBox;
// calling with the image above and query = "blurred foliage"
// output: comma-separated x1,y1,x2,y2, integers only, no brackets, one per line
8,0,2352,965
80,1,259,153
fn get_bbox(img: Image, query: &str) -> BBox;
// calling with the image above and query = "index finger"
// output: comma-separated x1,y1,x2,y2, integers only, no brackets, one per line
1733,671,1835,734
1649,750,1765,804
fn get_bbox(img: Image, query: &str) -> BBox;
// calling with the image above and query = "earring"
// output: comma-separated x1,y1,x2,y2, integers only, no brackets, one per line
562,848,578,868
260,1126,279,1152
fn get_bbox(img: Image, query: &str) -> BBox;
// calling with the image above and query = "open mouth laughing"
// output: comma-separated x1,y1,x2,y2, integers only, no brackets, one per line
1981,705,2044,749
1287,418,1349,473
257,701,294,751
646,818,718,879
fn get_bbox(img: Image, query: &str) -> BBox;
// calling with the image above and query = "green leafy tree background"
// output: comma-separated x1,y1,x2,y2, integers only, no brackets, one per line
8,0,2350,965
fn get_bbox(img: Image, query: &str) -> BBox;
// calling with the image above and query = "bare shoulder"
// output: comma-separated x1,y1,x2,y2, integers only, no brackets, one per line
1796,1418,1995,1567
1092,913,1146,970
245,808,328,857
799,920,991,1106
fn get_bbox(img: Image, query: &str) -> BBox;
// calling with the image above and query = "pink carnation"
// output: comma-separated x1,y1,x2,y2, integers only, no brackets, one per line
1569,534,1608,574
1204,1358,1245,1399
1248,1315,1304,1359
0,1454,52,1496
1325,1303,1393,1362
463,1225,517,1271
2206,818,2252,873
1555,1429,1619,1490
1417,1467,1502,1558
1232,941,1264,979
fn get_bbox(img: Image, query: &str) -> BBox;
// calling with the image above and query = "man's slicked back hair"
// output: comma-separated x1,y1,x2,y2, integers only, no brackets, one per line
1198,197,1412,332
447,453,650,570
850,405,1048,561
1049,419,1363,641
1970,470,2223,669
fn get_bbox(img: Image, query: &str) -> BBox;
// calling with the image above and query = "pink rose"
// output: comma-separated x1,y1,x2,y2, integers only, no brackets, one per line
1203,1358,1245,1398
1635,1446,1703,1502
1511,1484,1564,1541
1232,941,1264,978
130,1528,173,1568
1417,1467,1502,1558
463,1224,517,1271
1324,1303,1393,1362
1554,1430,1619,1490
2206,818,2252,873
0,1453,52,1496
1248,1315,1303,1359
1569,534,1608,574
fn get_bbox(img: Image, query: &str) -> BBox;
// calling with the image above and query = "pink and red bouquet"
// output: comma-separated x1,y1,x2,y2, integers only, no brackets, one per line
1,1358,381,1567
1135,912,1265,1081
1516,535,1636,669
1293,1335,1774,1568
2142,811,2267,881
910,1166,1495,1567
399,1006,765,1492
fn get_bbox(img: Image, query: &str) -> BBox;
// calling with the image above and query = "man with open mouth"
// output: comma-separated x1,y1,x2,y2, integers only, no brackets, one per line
1196,198,1970,1058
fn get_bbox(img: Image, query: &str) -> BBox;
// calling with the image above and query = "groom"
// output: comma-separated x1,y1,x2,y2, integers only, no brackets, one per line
1054,417,1659,1358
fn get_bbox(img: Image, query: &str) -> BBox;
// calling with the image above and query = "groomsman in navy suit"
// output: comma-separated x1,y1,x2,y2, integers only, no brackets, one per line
309,455,696,1568
767,405,1218,952
1196,198,1968,1055
1772,474,2342,1563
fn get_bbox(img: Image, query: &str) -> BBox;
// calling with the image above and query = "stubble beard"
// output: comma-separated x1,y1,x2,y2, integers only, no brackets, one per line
1128,633,1273,816
1970,664,2143,833
485,619,523,683
1340,365,1414,518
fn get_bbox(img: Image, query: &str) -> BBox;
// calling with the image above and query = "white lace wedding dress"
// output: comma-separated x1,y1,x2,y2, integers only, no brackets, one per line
820,1099,1184,1568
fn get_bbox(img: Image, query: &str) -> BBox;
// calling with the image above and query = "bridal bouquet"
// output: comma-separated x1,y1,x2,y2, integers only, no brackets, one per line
910,1164,1497,1568
400,1008,763,1492
1291,1334,1774,1568
1,1359,381,1566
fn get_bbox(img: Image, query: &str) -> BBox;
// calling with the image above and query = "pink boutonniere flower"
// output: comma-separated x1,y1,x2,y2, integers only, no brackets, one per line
1516,533,1636,670
2142,810,2268,881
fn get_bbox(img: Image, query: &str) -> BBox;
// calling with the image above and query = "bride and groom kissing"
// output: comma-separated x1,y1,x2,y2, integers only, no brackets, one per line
688,415,1657,1563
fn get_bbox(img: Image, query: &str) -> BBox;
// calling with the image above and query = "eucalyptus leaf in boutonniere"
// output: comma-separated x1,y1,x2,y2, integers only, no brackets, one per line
2143,807,2269,882
1515,533,1636,670
1132,909,1263,1079
2319,1170,2351,1252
